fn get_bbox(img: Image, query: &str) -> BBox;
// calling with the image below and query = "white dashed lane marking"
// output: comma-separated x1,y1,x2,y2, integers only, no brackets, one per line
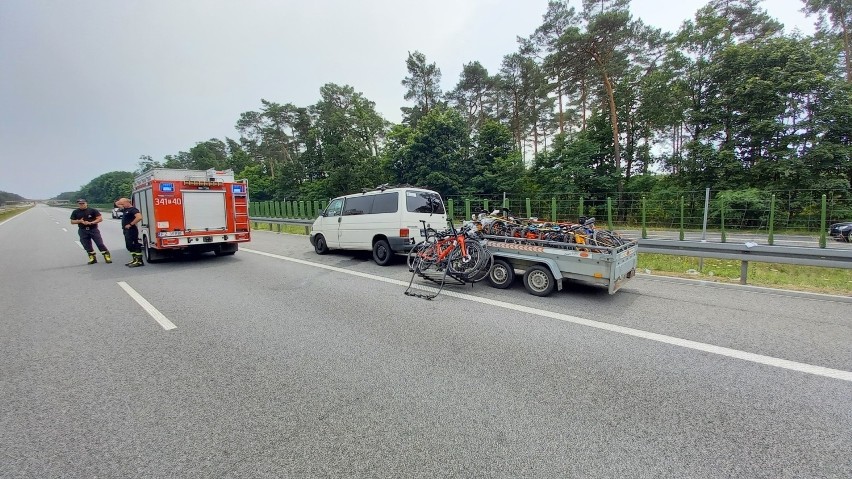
117,282,177,331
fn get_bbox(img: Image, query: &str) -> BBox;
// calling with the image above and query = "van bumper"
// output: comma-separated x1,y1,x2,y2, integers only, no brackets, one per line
388,236,417,253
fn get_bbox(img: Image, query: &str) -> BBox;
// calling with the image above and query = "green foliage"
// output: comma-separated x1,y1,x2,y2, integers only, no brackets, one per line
76,171,135,204
713,188,771,228
387,107,469,197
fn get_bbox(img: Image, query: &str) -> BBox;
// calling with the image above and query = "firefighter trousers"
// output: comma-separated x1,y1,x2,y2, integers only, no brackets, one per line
124,226,142,254
79,227,108,253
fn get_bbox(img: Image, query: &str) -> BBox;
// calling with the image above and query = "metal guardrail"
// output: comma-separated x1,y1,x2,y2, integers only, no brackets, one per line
250,217,314,234
639,239,852,284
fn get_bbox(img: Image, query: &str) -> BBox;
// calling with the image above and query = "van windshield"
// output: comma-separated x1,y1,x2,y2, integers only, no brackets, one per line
406,191,445,214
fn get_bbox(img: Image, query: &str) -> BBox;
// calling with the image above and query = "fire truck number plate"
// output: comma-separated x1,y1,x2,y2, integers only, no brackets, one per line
155,197,182,206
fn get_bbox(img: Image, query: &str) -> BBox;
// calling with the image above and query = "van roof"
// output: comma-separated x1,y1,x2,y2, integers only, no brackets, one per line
338,187,440,197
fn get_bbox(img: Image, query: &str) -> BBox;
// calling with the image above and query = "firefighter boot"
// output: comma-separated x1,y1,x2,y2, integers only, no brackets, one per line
87,252,97,265
128,253,145,268
102,252,112,264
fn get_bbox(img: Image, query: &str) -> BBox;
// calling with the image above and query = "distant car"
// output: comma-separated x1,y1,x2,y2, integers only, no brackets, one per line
111,207,123,219
828,221,852,242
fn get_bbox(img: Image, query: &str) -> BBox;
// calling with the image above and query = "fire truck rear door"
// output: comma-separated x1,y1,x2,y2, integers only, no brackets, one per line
183,191,227,230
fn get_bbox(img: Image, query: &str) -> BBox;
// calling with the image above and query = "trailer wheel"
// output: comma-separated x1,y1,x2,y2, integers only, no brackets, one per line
313,234,329,255
488,259,515,289
523,265,555,297
372,239,393,266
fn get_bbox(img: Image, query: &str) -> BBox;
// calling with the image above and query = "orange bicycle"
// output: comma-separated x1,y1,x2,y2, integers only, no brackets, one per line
405,220,492,299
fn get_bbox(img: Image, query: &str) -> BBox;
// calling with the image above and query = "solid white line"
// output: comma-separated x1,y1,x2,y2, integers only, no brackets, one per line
243,247,852,383
117,282,177,331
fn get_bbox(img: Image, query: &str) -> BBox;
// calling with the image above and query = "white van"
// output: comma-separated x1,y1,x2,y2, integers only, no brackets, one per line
309,186,448,265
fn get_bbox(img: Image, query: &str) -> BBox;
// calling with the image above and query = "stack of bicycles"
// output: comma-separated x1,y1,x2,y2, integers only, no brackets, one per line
471,210,627,249
404,221,493,300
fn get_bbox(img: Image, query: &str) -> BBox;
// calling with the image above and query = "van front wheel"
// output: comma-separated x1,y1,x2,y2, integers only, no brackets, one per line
314,234,329,254
373,239,393,266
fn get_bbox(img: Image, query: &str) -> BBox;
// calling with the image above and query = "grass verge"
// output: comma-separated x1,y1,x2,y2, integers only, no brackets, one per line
638,253,851,296
0,206,32,222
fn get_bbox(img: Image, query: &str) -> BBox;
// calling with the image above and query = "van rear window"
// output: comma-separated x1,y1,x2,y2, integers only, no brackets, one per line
406,191,445,214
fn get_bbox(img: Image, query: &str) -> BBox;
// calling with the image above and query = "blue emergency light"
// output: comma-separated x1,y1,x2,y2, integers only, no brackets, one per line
232,184,246,194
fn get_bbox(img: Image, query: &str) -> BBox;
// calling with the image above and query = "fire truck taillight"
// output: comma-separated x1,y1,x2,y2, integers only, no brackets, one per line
235,233,250,240
400,228,410,237
162,238,180,246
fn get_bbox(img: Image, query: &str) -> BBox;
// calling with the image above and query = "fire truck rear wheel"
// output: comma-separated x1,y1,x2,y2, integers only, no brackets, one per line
143,240,160,264
214,246,237,256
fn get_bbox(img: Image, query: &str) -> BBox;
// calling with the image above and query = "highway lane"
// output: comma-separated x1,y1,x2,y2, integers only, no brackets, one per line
1,205,850,478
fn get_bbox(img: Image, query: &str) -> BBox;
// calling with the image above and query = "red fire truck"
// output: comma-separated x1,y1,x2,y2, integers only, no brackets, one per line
131,168,251,262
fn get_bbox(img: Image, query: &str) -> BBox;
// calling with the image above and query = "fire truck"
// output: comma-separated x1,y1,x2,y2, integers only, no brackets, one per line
131,168,251,262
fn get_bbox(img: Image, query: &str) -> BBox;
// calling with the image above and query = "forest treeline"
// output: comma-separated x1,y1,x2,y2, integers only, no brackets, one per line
65,0,851,218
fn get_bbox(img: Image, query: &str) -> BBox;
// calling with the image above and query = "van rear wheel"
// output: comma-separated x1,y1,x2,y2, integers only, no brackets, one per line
372,239,393,266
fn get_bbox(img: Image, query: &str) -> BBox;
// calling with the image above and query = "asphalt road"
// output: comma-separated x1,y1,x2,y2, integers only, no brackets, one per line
1,205,850,478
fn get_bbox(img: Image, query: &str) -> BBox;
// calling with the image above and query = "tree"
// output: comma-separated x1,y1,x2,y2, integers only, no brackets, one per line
76,171,135,203
802,0,852,82
401,51,443,123
553,0,635,195
386,107,468,197
312,83,387,197
471,120,525,197
446,61,496,133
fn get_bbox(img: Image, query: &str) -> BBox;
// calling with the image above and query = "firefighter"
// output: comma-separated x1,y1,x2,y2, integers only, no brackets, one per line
69,199,112,264
115,197,144,267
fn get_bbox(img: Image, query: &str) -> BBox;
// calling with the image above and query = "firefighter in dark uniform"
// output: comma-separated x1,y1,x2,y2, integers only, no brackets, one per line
69,199,112,265
115,198,145,268
115,197,144,267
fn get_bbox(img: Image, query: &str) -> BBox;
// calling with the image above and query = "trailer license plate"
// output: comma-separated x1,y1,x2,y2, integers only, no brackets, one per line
203,236,213,242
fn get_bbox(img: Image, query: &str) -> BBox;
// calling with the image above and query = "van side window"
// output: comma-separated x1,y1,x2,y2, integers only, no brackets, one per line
371,192,399,214
325,198,344,217
343,195,373,216
406,191,446,214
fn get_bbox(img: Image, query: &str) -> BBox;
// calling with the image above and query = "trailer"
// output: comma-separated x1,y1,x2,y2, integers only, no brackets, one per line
482,235,638,296
131,168,251,262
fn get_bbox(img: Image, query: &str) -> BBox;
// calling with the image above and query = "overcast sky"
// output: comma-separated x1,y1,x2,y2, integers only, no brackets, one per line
0,0,814,199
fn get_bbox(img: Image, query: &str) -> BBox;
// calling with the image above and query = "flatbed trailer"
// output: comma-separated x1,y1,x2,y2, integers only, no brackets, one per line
482,235,638,296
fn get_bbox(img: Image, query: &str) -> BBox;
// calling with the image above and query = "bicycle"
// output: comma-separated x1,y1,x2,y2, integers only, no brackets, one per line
405,220,492,299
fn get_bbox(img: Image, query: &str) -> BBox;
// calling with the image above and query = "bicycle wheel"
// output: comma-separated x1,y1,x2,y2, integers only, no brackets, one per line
448,240,492,282
409,241,439,273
